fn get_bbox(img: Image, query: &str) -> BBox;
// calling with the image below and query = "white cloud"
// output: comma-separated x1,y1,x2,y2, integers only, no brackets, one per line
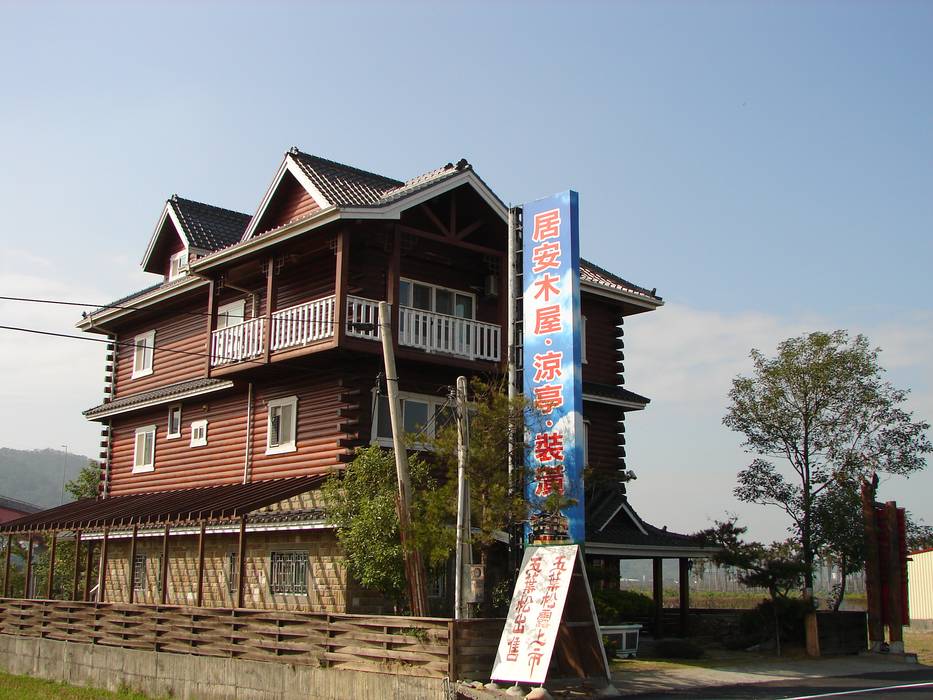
620,302,933,541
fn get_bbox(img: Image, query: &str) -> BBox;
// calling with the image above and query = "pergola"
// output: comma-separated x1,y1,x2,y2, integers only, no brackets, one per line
585,487,718,637
0,475,324,606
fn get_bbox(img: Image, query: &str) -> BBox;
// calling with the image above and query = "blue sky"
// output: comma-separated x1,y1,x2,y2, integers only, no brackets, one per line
1,1,930,540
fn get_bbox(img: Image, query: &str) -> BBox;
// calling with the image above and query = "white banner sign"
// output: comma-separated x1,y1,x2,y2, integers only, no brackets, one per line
490,545,578,685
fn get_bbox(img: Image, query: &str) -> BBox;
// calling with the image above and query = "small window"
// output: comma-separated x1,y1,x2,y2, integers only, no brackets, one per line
190,419,208,447
581,315,588,364
133,425,156,473
168,250,189,280
132,553,147,592
269,551,309,594
267,396,298,454
403,399,429,435
132,331,155,379
582,420,591,467
372,391,449,447
227,552,239,596
167,405,182,439
217,299,246,330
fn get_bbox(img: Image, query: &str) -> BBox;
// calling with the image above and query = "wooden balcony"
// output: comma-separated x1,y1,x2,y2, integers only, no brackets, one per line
209,294,501,367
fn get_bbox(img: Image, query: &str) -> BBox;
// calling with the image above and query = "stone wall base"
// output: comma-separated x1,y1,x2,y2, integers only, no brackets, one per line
0,635,446,700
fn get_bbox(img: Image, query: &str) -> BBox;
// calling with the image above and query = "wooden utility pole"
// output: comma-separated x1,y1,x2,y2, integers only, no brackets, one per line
861,477,884,651
378,301,429,617
454,376,471,619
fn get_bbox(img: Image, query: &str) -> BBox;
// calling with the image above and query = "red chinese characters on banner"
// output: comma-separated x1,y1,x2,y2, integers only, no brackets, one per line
532,209,561,242
505,555,545,662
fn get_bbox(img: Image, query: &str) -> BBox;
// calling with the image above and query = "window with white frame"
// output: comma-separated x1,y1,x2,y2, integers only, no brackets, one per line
372,391,451,447
167,405,182,439
267,396,298,454
190,419,208,447
399,279,475,319
216,299,246,330
133,425,156,473
132,330,155,379
269,551,309,594
581,315,587,364
168,249,189,281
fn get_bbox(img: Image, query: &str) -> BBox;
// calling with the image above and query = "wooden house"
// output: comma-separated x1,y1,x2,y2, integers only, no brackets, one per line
3,149,675,615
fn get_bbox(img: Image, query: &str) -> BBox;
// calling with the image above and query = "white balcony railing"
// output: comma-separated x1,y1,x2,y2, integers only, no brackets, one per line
211,317,265,366
398,307,501,362
345,295,381,340
270,296,335,352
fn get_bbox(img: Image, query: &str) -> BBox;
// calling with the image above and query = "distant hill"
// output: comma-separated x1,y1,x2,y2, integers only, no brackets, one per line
0,448,93,509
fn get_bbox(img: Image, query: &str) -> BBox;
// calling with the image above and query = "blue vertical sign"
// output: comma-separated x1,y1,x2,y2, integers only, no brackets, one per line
523,191,584,544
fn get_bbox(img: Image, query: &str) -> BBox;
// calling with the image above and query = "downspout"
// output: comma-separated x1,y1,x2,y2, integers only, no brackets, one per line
242,382,254,484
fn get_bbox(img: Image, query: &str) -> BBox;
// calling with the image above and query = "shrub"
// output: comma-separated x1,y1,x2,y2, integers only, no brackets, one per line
593,588,654,625
739,597,812,647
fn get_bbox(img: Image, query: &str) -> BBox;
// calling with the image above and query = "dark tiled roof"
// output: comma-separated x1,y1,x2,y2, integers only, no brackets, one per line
580,258,661,303
583,381,650,406
289,150,403,206
0,476,325,533
585,486,709,550
0,496,42,515
83,378,234,418
170,196,251,251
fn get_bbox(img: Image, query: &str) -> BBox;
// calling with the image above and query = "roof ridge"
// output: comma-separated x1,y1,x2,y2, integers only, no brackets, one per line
580,257,659,299
288,149,403,188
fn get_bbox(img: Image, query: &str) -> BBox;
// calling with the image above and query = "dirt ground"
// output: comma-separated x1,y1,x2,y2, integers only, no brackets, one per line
905,628,933,665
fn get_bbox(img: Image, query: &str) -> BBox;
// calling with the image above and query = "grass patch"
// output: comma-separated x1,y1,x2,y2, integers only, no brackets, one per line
905,629,933,665
0,671,155,699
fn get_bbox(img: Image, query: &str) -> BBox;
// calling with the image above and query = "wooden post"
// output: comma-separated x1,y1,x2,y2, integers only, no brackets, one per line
652,558,663,638
127,525,138,604
46,532,58,599
885,501,904,652
160,524,170,605
83,540,94,601
334,229,349,346
678,558,690,637
196,521,206,607
204,278,216,376
236,516,247,609
861,478,884,650
262,256,275,364
24,534,34,598
3,533,12,597
387,226,401,346
454,375,471,620
97,528,109,602
71,531,82,600
378,301,429,616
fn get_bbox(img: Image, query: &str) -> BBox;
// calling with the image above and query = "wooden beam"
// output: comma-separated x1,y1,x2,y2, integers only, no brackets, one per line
71,531,81,600
885,501,904,647
127,525,138,604
24,534,34,598
236,516,248,609
397,224,504,258
160,524,170,605
196,521,206,608
3,534,12,597
334,229,349,346
45,533,58,599
97,528,109,602
83,541,94,601
204,279,216,377
678,558,690,637
419,203,450,238
262,256,276,364
455,219,484,240
652,557,663,638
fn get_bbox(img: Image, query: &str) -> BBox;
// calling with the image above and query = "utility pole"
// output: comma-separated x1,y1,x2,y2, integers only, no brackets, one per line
454,375,472,619
506,206,522,580
378,301,429,617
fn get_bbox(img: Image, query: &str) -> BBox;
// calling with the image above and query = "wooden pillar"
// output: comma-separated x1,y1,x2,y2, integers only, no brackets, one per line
236,516,247,609
334,229,349,346
262,256,275,364
71,531,82,600
83,540,95,601
196,522,206,607
46,532,58,599
97,528,109,602
23,534,34,598
127,525,138,604
497,252,508,366
160,524,170,605
652,557,663,638
3,534,12,597
204,278,216,377
678,558,690,637
885,501,904,650
861,480,883,649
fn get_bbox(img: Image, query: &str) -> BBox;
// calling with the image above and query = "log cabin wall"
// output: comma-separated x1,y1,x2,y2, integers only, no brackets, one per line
583,400,626,485
273,242,337,311
161,235,186,280
252,171,321,237
580,293,625,387
112,290,211,400
347,226,391,300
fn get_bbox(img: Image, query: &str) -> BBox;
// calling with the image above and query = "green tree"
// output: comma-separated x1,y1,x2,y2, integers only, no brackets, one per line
701,519,809,655
322,446,453,610
724,331,931,596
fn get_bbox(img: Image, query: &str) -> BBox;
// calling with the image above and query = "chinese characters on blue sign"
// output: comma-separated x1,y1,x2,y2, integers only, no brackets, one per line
522,191,585,544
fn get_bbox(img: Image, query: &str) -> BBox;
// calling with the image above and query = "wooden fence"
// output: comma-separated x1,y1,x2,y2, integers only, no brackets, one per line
0,598,504,681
